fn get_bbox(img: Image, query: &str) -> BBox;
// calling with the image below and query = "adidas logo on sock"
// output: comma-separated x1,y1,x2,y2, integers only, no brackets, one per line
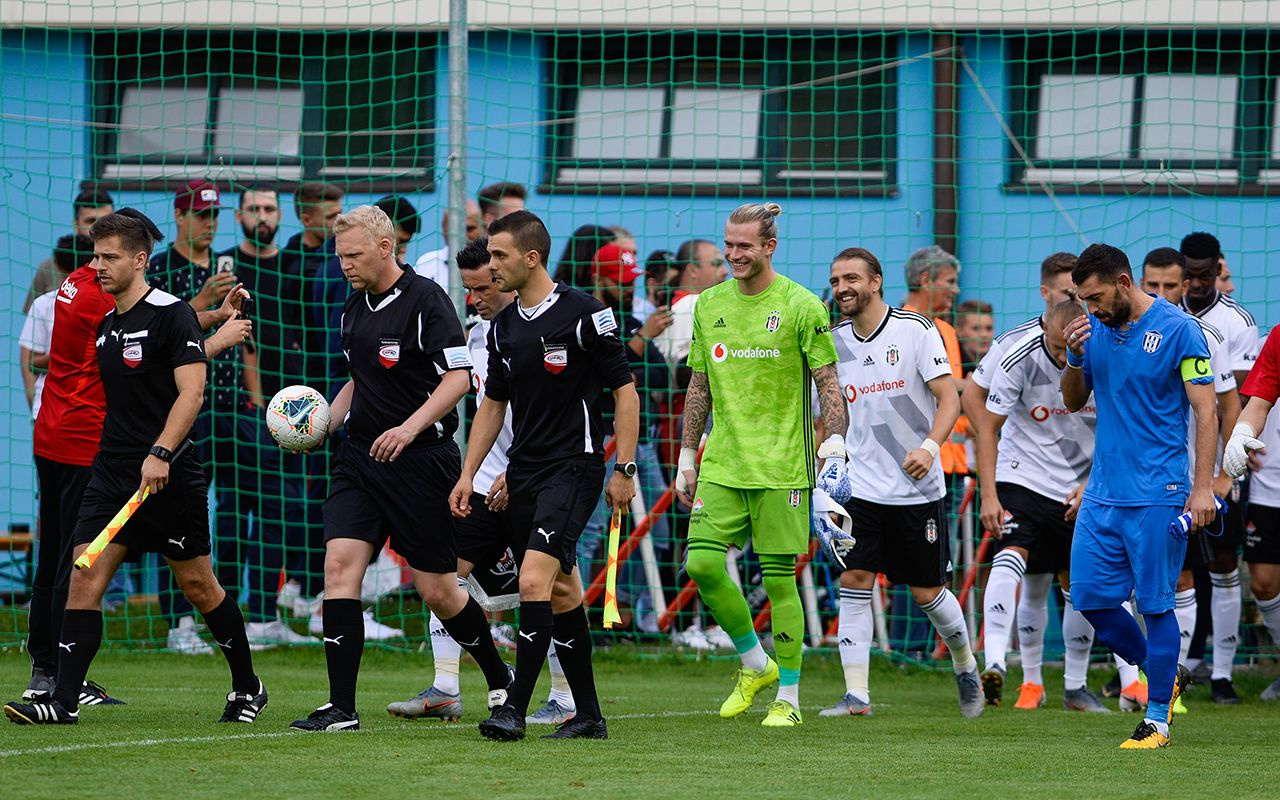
862,355,875,366
990,603,1007,614
839,638,854,646
774,632,794,644
1018,625,1037,634
713,317,726,328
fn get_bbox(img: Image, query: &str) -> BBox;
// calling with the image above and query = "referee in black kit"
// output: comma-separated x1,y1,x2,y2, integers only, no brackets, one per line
4,209,266,727
289,206,513,733
453,210,639,741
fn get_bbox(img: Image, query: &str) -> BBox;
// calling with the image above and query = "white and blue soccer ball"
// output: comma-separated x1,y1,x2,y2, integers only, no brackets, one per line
266,385,331,453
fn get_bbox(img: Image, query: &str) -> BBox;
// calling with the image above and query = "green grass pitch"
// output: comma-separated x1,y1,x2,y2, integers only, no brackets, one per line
2,648,1279,799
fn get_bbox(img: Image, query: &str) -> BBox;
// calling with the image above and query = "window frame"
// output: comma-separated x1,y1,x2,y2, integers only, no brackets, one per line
91,30,438,192
1007,30,1272,194
541,31,898,197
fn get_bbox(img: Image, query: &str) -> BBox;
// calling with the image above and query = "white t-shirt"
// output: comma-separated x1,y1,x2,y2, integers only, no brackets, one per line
19,290,56,420
985,328,1096,501
1186,319,1238,474
413,246,449,287
833,307,952,505
468,319,514,497
1182,291,1258,373
654,292,698,365
1247,332,1280,508
971,315,1042,390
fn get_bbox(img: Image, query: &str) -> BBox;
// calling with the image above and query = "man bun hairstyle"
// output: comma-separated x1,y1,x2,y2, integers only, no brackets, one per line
455,236,492,271
488,209,552,269
89,207,165,257
727,202,782,242
1071,242,1131,286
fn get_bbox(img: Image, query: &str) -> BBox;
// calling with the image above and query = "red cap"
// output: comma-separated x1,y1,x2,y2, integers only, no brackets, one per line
591,243,642,284
174,180,222,212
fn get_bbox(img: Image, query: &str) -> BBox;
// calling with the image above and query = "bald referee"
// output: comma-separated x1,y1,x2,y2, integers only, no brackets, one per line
4,209,265,727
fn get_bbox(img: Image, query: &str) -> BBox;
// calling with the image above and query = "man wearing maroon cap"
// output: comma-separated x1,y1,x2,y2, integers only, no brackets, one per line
147,180,253,653
579,243,673,631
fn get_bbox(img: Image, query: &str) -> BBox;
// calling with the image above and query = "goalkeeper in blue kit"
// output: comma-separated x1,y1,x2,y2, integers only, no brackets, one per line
1060,244,1218,749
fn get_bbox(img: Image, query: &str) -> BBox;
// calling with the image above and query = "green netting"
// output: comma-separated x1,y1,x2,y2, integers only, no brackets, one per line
2,3,1278,682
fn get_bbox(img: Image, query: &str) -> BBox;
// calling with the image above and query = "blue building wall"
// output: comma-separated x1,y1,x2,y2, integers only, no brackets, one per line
1,29,1276,529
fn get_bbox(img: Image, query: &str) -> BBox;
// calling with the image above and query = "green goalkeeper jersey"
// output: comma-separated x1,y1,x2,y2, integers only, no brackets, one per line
687,273,838,490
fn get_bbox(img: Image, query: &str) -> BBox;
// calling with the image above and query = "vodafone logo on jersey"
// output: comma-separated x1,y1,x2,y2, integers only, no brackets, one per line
711,343,779,363
1029,403,1094,422
843,379,905,403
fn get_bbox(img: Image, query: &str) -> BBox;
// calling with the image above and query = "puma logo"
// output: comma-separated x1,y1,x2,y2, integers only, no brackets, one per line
519,630,536,642
551,637,573,650
323,635,344,646
58,642,75,652
538,527,554,543
457,637,480,647
168,537,186,549
216,638,234,650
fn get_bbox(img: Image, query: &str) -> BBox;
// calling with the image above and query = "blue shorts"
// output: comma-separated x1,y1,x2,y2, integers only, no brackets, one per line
1069,501,1185,615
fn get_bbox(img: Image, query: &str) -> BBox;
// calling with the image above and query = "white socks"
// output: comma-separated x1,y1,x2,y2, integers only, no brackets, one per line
1017,573,1051,685
428,610,462,695
1258,593,1280,644
837,587,873,701
1174,588,1197,666
1061,590,1094,692
983,550,1025,673
1210,569,1241,681
776,683,799,707
546,642,575,708
922,589,976,674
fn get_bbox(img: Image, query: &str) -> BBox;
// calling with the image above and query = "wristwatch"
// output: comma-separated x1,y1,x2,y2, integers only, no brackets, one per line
614,461,638,478
148,445,174,463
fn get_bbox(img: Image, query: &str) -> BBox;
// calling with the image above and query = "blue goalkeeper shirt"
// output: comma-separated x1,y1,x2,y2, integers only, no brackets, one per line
1081,295,1211,508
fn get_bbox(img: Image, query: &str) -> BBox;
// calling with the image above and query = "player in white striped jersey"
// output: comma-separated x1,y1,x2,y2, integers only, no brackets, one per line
977,301,1107,712
820,247,982,719
387,238,574,725
1143,246,1242,706
962,252,1078,424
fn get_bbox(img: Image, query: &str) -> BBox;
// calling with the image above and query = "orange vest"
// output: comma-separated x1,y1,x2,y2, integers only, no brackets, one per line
905,305,970,476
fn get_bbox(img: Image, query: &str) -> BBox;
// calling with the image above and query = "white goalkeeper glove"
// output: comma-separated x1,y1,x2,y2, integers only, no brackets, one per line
815,434,851,504
812,488,855,569
1224,422,1265,479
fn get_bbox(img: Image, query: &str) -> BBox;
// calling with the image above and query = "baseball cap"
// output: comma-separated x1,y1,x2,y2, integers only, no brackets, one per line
175,180,223,212
591,242,643,284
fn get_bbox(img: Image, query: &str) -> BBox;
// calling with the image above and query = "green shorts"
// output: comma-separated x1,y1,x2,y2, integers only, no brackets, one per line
688,482,810,555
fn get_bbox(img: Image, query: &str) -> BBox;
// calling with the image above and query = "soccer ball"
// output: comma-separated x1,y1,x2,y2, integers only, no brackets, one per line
266,385,331,453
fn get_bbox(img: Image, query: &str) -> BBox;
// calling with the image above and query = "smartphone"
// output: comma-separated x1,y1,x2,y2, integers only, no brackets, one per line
216,254,236,274
238,295,255,321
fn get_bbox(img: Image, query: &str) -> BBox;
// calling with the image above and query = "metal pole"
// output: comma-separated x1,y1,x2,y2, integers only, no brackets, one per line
447,0,468,447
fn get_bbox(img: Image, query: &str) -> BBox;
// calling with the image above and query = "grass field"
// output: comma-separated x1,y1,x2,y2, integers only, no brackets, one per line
2,648,1279,799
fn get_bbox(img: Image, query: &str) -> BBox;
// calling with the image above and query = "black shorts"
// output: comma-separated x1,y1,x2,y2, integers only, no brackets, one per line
995,482,1074,575
507,456,605,575
843,496,951,587
323,439,460,573
72,451,210,562
1246,502,1280,565
456,491,527,578
1182,527,1215,571
1212,475,1249,550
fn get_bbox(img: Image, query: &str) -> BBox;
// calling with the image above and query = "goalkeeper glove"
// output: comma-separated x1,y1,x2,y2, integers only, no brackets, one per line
815,434,852,504
1223,422,1264,479
675,447,698,497
812,488,855,569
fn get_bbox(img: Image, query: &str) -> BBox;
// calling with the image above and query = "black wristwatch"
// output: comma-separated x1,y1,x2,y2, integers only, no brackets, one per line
148,445,174,463
614,461,638,478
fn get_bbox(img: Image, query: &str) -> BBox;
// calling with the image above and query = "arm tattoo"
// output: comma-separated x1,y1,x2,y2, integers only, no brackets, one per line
812,363,848,438
681,371,712,450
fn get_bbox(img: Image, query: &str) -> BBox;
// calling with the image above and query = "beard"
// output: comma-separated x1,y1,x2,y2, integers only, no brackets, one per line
836,290,871,318
1097,295,1132,328
242,221,278,247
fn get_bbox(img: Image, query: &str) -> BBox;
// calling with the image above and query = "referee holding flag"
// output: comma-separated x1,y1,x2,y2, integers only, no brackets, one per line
454,210,638,741
5,209,265,726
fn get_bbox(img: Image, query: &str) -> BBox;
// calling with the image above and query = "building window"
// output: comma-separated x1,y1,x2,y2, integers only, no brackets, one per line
93,31,436,187
1012,31,1267,188
547,33,896,194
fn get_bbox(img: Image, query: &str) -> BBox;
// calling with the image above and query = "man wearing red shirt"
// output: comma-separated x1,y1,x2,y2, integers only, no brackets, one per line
24,250,119,705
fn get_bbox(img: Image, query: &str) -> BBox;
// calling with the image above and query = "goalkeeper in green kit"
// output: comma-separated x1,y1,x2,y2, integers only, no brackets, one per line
675,203,848,727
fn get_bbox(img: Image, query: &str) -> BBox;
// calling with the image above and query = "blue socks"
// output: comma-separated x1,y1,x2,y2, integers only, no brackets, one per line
1081,606,1148,668
1083,606,1180,727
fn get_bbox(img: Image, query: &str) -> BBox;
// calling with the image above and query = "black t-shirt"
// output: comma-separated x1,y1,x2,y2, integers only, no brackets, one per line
340,268,469,449
96,288,208,458
280,232,343,396
217,246,301,399
484,283,634,467
147,246,242,410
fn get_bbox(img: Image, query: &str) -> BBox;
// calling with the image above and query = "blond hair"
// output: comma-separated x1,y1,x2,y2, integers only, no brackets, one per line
727,202,782,242
332,205,395,247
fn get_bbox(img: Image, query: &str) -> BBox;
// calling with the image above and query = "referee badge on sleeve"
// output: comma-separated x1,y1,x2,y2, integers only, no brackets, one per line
378,338,401,369
543,341,568,374
442,345,472,370
591,308,618,336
